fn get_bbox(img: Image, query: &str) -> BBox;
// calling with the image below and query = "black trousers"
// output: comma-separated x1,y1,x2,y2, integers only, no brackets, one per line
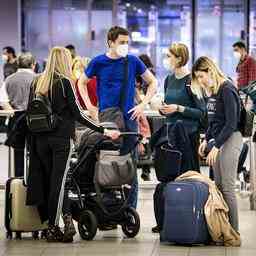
35,136,72,226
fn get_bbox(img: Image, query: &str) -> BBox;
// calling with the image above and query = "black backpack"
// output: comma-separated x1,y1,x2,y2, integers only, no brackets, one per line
26,80,62,133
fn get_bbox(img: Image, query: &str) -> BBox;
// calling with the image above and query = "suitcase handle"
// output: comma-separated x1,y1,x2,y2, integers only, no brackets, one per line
9,194,12,219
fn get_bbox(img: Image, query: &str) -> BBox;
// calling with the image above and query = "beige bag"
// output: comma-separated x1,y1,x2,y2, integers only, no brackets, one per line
5,146,47,235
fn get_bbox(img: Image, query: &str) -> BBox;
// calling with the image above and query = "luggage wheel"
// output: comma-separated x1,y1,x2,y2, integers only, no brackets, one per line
15,232,22,239
32,231,39,240
41,229,48,239
6,231,13,239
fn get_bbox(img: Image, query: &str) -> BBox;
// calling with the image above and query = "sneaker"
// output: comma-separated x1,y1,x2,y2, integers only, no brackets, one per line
62,214,77,243
151,225,160,233
46,225,64,242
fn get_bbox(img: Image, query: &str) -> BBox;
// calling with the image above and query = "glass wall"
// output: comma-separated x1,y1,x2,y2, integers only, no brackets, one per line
116,0,192,87
195,0,244,78
22,0,255,86
250,0,256,58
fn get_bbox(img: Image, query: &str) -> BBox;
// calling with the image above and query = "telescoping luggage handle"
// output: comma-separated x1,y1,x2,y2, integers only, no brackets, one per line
23,143,29,186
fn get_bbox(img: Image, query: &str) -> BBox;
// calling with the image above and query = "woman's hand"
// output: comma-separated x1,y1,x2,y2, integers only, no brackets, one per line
198,140,207,157
206,146,219,166
104,129,121,140
159,104,178,115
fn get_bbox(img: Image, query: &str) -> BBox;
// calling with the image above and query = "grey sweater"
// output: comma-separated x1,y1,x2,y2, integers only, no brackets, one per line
5,69,37,111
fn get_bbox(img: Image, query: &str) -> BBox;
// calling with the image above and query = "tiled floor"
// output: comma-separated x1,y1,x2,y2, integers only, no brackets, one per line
0,169,256,256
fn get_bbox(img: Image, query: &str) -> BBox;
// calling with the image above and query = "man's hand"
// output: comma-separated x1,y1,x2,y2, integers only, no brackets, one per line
206,146,219,166
104,129,121,140
88,105,98,121
159,104,178,115
128,103,145,121
198,140,207,157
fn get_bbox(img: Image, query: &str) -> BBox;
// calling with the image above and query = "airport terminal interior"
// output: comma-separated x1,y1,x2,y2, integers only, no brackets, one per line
0,0,256,255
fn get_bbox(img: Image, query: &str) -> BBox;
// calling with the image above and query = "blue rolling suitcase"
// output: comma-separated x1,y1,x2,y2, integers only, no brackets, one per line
161,181,210,245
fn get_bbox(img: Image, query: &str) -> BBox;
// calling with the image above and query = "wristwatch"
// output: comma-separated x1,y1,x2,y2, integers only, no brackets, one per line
176,105,179,112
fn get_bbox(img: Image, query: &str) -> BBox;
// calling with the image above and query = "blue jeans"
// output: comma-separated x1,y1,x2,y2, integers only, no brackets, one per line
121,119,138,209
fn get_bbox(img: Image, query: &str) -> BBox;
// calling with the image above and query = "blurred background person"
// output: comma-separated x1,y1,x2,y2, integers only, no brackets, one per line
72,56,97,110
5,52,36,177
2,46,18,80
233,41,256,90
65,44,77,60
135,54,155,181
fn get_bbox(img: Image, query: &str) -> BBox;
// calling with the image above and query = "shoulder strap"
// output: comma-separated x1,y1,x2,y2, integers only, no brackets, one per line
184,74,193,98
119,56,128,111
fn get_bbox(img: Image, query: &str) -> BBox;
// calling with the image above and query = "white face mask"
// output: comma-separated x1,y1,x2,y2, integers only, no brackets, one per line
116,44,129,57
163,58,171,70
233,51,241,60
2,54,8,62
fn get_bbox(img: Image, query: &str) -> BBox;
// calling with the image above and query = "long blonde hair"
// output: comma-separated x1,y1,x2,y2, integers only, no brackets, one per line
191,56,228,98
72,56,91,79
35,47,74,95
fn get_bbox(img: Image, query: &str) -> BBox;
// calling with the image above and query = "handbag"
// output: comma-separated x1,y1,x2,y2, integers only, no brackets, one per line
94,151,135,187
154,143,182,182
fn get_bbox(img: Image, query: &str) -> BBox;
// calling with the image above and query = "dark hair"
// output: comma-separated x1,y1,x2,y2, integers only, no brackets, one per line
107,26,129,44
139,54,154,69
17,52,35,69
65,44,75,50
3,46,16,57
232,41,246,50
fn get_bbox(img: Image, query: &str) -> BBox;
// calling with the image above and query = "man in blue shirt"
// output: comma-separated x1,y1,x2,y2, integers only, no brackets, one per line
78,26,157,210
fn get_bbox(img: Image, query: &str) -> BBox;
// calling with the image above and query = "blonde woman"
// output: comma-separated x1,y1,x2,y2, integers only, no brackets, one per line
26,47,119,243
72,57,98,110
192,56,242,232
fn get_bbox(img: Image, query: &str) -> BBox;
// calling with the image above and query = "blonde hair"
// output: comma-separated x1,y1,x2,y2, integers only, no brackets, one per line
35,47,74,95
72,56,91,79
191,56,228,98
169,42,189,68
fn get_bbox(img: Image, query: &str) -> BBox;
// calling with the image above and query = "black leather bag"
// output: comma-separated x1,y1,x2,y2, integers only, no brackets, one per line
154,143,182,182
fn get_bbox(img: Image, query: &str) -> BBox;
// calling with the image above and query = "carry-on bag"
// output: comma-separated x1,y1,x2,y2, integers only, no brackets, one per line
161,181,210,245
5,146,47,239
154,143,182,182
